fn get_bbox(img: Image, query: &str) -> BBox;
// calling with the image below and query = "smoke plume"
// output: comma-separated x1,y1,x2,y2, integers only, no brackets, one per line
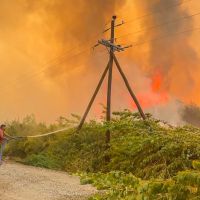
131,0,200,103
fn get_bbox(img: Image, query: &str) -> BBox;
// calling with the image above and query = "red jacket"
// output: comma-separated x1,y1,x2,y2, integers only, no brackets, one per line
0,128,4,143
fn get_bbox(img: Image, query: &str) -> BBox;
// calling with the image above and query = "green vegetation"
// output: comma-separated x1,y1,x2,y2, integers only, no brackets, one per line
80,164,200,200
4,110,200,199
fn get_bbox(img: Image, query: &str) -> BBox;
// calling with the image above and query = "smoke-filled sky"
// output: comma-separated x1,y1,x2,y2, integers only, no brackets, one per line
0,0,200,123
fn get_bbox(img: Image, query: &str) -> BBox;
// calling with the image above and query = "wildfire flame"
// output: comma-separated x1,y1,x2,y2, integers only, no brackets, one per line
130,70,168,109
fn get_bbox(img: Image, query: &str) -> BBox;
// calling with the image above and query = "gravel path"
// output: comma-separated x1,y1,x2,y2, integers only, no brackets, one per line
0,162,97,200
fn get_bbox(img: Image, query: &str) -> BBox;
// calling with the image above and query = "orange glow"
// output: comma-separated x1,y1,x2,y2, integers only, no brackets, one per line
151,70,162,92
130,89,168,110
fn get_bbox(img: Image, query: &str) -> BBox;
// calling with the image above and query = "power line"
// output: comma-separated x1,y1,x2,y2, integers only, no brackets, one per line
0,19,114,100
99,25,200,55
0,48,91,94
4,49,108,95
3,0,195,94
1,0,199,103
116,10,200,40
0,26,106,93
0,28,108,94
121,0,194,25
128,26,200,48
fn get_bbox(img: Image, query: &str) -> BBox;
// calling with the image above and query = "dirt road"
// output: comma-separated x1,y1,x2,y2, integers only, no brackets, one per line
0,162,97,200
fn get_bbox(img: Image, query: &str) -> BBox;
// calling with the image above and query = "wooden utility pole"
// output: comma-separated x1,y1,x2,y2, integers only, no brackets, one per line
77,16,146,162
105,16,116,150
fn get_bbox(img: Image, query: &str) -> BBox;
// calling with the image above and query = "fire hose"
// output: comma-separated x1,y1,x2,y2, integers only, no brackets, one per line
5,127,75,141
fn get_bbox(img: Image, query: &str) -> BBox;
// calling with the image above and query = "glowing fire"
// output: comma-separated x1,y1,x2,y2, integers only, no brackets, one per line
152,71,162,92
130,71,169,109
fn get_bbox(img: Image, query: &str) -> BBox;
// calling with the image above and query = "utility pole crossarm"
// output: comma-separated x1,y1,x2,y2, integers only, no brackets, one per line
103,20,124,33
98,39,126,52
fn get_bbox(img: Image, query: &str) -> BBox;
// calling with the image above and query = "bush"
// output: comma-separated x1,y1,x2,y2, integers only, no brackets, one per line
24,153,60,169
80,168,200,200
